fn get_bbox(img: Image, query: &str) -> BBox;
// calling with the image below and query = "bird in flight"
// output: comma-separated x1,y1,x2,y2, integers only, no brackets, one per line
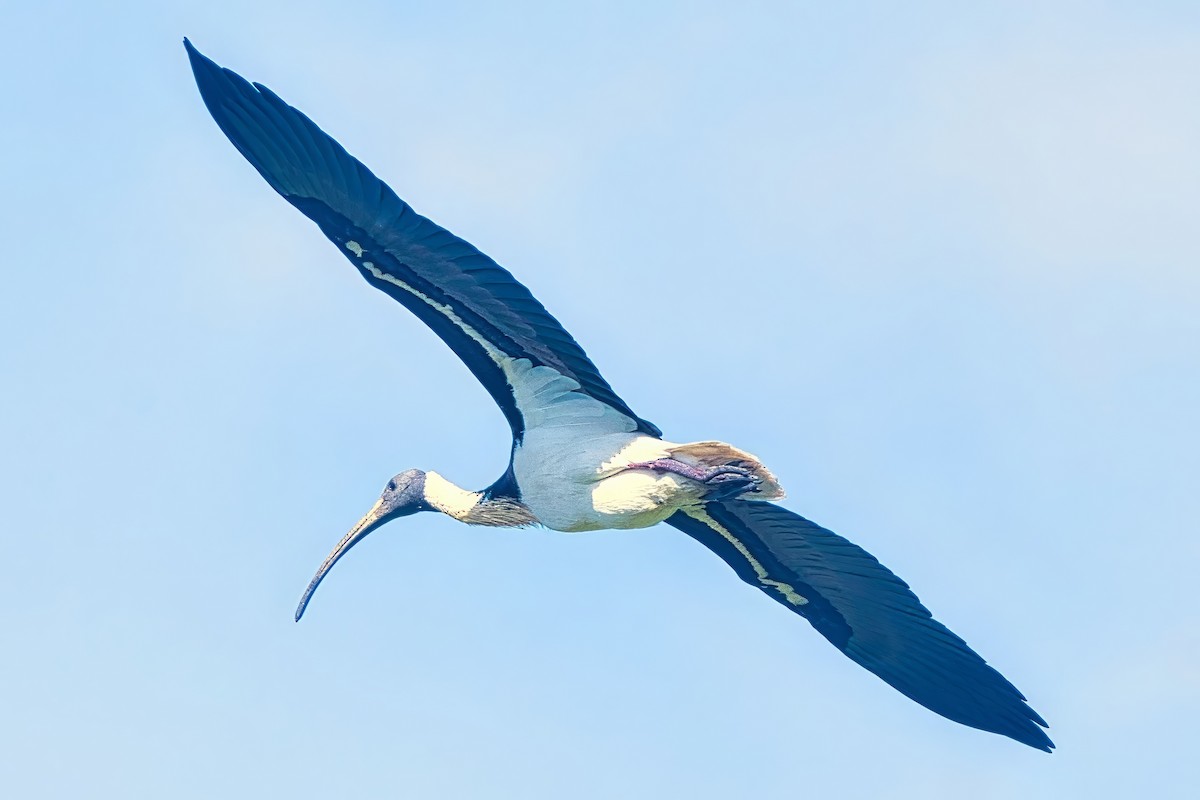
184,39,1052,752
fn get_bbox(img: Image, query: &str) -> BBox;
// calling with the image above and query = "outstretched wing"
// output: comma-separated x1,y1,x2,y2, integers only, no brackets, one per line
184,40,659,442
666,500,1053,751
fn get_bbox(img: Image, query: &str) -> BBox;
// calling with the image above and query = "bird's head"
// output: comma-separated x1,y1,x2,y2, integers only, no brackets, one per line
376,468,430,518
294,468,431,621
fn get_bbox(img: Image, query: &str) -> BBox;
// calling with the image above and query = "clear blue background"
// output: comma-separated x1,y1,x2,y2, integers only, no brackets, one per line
2,2,1197,797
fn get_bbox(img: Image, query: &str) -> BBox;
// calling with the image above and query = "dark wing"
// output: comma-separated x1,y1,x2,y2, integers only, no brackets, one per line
666,501,1053,751
184,40,659,442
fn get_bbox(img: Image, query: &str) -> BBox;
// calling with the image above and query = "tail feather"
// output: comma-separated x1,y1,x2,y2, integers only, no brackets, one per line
668,441,785,500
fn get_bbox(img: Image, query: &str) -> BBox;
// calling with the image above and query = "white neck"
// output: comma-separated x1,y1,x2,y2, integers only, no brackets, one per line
422,471,539,527
423,472,484,521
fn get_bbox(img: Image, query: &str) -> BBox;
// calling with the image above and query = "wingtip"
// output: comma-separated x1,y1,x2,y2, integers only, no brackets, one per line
1028,722,1056,753
1028,734,1056,753
996,707,1055,752
182,37,219,89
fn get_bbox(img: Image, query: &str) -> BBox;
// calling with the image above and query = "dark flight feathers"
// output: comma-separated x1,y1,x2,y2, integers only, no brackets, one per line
667,501,1054,752
184,39,658,441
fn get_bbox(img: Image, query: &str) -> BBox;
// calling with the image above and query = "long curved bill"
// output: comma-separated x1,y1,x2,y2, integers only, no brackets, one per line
294,500,387,621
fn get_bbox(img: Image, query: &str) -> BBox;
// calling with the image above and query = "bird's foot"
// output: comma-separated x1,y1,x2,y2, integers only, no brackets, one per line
702,474,759,501
627,458,762,499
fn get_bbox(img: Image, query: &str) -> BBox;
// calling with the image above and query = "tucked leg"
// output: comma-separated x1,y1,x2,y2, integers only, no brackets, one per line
626,458,761,499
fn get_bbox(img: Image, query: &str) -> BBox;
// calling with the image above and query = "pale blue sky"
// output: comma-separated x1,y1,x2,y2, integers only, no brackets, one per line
2,2,1198,797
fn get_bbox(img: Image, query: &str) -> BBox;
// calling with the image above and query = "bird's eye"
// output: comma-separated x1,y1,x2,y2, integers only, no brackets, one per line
387,481,397,491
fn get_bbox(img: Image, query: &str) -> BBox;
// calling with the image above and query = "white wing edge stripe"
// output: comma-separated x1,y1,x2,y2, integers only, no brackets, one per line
685,507,809,606
360,255,509,366
356,249,634,435
361,260,578,424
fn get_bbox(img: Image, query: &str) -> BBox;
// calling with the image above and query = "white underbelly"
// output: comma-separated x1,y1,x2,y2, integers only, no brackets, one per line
513,431,693,532
501,357,708,531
